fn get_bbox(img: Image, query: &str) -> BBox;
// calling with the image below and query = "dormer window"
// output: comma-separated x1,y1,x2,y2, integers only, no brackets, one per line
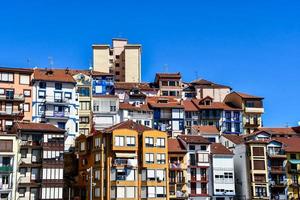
205,100,211,106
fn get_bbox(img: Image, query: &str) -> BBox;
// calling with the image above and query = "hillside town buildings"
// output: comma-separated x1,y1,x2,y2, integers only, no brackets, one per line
0,38,299,200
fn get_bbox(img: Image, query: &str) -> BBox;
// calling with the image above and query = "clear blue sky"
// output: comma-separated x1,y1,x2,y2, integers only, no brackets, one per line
0,1,299,127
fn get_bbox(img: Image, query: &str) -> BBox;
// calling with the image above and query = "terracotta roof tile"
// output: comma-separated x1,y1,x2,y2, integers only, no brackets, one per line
14,122,65,133
234,91,264,99
211,143,233,155
103,120,153,133
178,135,210,144
275,137,300,153
191,79,231,89
147,97,184,109
192,126,220,135
0,67,33,74
258,127,298,136
33,68,76,83
183,100,198,111
168,138,186,152
119,102,152,112
222,134,245,145
67,69,113,76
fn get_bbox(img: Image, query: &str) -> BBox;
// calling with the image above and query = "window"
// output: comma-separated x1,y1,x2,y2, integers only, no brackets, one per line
80,142,85,151
162,91,168,96
115,136,125,146
0,72,13,82
148,187,156,198
23,89,31,97
0,88,4,95
234,123,240,133
18,188,26,197
291,154,297,159
126,136,135,146
156,170,165,181
21,149,28,158
198,153,209,162
19,74,30,84
94,137,101,148
157,153,166,164
189,145,195,150
145,137,154,147
144,120,150,126
145,153,154,164
110,105,116,112
38,105,45,115
156,187,166,197
79,117,89,124
146,169,155,181
39,82,46,88
64,92,71,99
200,145,207,151
253,160,265,170
169,81,176,86
246,101,255,107
115,63,120,67
94,187,100,197
23,103,30,112
95,153,100,163
253,147,264,156
116,71,120,75
94,170,100,180
78,87,90,96
20,168,27,176
161,81,168,86
255,187,267,197
80,101,90,110
115,55,120,59
38,90,46,99
156,138,165,147
55,83,62,90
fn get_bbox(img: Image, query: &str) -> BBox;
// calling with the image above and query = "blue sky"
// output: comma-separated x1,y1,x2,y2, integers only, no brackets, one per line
0,0,299,127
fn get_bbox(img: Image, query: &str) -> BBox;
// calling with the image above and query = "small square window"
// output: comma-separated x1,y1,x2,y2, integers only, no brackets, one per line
39,82,46,89
115,63,120,67
0,88,5,95
189,145,195,150
23,90,31,97
38,90,46,99
64,92,72,99
55,83,62,90
115,55,120,59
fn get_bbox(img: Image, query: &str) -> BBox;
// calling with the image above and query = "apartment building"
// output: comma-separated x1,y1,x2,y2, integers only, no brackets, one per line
92,95,120,130
114,82,157,102
148,97,184,137
0,134,18,200
75,120,169,200
183,97,242,135
210,143,235,200
178,135,211,200
154,73,182,98
119,88,153,127
0,67,33,132
10,122,65,200
31,68,79,150
224,92,264,134
71,69,114,135
168,138,188,199
189,79,231,102
92,38,141,82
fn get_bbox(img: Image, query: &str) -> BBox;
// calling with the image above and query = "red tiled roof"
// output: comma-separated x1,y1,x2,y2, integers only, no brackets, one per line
147,97,184,109
155,72,181,79
183,100,198,111
168,138,186,152
191,79,231,89
67,69,113,76
14,122,65,133
0,67,33,74
234,92,264,99
222,134,245,145
178,135,210,144
275,137,300,153
33,68,76,83
258,127,299,136
103,120,153,133
119,102,151,112
211,143,233,155
192,99,241,110
192,126,220,135
115,82,156,91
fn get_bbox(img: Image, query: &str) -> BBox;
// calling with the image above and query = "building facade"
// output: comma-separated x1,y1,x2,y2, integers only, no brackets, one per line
32,68,79,150
93,38,141,82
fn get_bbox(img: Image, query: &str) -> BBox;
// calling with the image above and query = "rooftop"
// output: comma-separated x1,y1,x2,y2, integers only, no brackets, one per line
222,134,245,145
13,122,65,133
211,143,233,155
103,120,153,133
33,68,76,83
192,125,220,135
191,79,231,89
178,135,210,144
168,138,186,152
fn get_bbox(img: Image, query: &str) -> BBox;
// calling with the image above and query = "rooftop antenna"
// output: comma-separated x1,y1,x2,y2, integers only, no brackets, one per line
285,122,289,128
163,64,169,73
26,58,31,67
194,70,199,80
48,56,54,70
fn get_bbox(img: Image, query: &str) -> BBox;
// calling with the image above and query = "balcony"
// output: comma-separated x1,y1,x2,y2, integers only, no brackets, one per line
0,110,24,118
270,180,287,187
0,94,24,102
21,140,42,147
0,165,13,173
191,176,208,182
43,111,70,119
268,150,286,158
170,162,184,170
113,158,137,167
43,96,71,105
129,113,153,119
245,107,264,113
160,112,172,119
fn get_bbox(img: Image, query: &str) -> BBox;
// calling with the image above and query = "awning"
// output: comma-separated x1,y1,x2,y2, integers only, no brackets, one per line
115,153,137,158
289,160,300,164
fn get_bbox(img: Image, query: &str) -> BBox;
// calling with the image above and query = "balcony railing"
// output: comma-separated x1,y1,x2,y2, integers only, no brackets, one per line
43,96,71,104
113,159,137,167
191,176,208,182
170,162,183,170
0,110,24,117
0,94,24,101
0,165,13,172
43,111,70,118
